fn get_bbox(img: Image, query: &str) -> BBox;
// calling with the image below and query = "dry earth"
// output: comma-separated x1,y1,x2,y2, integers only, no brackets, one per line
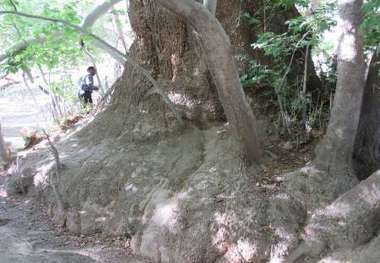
0,173,149,263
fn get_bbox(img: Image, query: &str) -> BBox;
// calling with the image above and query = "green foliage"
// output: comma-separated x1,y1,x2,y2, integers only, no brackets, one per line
362,0,380,49
240,0,380,132
0,0,84,74
241,60,281,88
0,0,126,125
49,78,77,103
240,0,338,131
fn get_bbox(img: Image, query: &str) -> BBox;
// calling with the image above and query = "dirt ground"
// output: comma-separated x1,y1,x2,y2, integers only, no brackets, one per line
0,172,150,263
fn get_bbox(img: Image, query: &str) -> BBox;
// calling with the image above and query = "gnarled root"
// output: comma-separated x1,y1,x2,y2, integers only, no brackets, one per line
286,170,380,262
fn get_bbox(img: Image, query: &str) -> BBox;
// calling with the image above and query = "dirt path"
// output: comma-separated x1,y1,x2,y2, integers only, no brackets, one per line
0,85,149,263
0,175,146,263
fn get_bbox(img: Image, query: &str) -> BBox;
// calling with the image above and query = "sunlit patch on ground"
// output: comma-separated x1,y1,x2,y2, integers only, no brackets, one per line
0,188,7,198
0,87,51,150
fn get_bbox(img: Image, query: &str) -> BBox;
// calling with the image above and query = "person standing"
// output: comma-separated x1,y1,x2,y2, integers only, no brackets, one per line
78,66,98,109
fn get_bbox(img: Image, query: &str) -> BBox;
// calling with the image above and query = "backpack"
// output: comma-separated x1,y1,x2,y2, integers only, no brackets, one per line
77,76,86,97
79,75,92,92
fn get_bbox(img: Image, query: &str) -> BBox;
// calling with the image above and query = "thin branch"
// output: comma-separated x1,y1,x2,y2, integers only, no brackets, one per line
278,32,310,91
81,0,123,30
0,11,184,124
8,0,18,11
42,129,62,170
0,36,46,62
0,11,127,63
275,31,311,132
42,129,65,213
92,80,117,115
203,0,217,15
112,9,128,53
0,81,21,90
0,0,122,63
21,69,49,123
301,44,309,130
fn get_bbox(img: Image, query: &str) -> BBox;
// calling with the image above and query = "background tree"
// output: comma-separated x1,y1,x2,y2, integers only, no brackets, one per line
354,48,380,178
0,122,10,167
314,0,366,191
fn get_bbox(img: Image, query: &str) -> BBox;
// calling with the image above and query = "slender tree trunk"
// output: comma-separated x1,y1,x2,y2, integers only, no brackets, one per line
354,48,380,179
0,122,9,167
314,0,366,185
204,0,217,15
157,0,261,163
112,9,128,53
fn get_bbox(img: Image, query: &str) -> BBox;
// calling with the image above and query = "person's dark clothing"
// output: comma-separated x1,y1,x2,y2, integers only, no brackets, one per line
82,74,96,92
79,74,97,107
83,91,93,104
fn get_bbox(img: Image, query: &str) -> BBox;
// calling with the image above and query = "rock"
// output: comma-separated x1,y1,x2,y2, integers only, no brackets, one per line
5,174,34,195
4,166,35,196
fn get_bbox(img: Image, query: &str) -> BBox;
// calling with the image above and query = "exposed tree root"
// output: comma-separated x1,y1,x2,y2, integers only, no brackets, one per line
286,170,380,262
42,130,66,224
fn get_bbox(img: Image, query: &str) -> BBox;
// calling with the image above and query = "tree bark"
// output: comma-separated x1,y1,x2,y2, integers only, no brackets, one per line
157,0,261,163
286,170,380,262
0,122,9,167
354,48,380,179
314,0,366,184
0,10,184,123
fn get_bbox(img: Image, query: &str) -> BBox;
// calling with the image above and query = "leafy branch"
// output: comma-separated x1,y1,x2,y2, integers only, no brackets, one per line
0,10,184,124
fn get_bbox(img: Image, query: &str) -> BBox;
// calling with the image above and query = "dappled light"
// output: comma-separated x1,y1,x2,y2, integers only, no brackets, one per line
0,188,7,197
319,258,346,263
0,0,379,262
33,161,54,187
151,199,180,230
168,92,196,108
124,183,138,193
224,239,258,263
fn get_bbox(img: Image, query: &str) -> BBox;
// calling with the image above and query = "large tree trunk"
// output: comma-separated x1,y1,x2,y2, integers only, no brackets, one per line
283,3,372,261
157,0,261,163
314,0,366,189
354,49,380,179
99,0,321,162
119,0,320,124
